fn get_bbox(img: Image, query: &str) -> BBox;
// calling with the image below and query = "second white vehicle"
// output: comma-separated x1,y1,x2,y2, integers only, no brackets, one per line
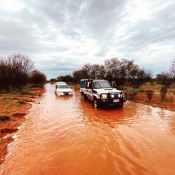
55,82,73,96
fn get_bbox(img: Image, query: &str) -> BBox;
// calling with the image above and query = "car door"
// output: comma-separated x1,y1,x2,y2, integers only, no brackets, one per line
86,81,93,101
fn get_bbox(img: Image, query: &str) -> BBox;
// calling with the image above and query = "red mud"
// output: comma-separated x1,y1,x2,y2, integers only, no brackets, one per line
0,87,44,164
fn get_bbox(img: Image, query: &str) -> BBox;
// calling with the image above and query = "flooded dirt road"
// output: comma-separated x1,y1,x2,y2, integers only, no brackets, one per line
1,84,175,175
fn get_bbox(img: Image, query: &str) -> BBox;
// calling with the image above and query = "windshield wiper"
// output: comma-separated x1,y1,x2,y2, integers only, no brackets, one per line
97,82,103,88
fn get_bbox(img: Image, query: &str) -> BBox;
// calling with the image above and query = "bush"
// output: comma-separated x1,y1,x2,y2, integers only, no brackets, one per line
160,86,167,101
57,75,74,83
125,89,140,100
30,70,46,87
0,54,34,91
156,73,172,87
20,87,31,95
170,59,175,78
8,54,34,90
146,90,154,102
105,58,151,87
0,59,11,91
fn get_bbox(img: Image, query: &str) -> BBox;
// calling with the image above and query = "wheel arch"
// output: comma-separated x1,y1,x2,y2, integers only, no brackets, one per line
93,94,99,100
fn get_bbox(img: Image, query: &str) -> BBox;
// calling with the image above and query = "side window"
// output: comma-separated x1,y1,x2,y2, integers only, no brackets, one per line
93,82,100,89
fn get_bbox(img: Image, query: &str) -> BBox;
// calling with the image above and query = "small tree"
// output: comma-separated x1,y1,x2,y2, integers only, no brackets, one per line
57,75,74,83
73,69,88,82
160,86,167,101
8,54,34,90
0,55,34,91
0,58,11,91
156,72,172,87
146,90,154,102
170,59,175,79
170,59,175,83
50,78,57,83
104,58,151,87
30,70,46,87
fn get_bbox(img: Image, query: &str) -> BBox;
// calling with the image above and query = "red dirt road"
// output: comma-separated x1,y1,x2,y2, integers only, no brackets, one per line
1,84,175,175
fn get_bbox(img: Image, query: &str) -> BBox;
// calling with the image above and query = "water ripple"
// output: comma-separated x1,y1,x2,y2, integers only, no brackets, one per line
1,84,175,175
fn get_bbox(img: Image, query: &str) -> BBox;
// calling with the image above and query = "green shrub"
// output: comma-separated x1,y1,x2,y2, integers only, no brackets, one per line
20,87,31,95
125,89,140,100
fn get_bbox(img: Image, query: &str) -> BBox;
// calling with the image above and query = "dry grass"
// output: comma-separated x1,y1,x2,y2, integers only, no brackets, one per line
128,84,175,111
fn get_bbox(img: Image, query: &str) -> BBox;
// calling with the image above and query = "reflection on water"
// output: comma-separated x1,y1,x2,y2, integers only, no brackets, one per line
1,84,175,175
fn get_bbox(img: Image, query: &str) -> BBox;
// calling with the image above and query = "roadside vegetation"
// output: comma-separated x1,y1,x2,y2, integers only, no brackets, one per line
52,58,175,111
0,54,46,92
0,54,46,164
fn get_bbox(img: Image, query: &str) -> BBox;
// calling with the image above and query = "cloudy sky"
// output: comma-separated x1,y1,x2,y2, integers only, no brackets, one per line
0,0,175,78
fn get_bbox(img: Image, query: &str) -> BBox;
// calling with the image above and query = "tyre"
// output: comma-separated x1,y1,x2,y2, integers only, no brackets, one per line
119,102,124,108
82,93,87,100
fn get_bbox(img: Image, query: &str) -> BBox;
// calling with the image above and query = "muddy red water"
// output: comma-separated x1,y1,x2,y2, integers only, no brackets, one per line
1,84,175,175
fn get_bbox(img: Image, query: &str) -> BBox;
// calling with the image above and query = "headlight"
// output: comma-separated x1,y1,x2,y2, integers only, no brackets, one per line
118,93,123,98
111,94,115,98
101,94,108,99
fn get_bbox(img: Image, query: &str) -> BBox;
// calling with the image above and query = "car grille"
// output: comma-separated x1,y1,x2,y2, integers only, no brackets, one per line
110,93,120,98
114,94,119,98
64,92,69,95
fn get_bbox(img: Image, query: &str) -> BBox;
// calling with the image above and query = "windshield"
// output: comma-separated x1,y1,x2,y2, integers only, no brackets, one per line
93,81,111,89
57,85,69,89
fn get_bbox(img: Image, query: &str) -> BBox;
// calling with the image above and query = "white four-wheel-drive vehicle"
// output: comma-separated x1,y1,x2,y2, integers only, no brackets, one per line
80,79,126,108
55,82,73,96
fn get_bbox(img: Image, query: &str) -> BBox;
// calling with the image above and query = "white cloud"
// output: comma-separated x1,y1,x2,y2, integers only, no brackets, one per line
0,0,174,78
0,0,25,11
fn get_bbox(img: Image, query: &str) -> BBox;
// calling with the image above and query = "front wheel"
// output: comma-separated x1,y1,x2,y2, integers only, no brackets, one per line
81,93,87,100
119,102,124,108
